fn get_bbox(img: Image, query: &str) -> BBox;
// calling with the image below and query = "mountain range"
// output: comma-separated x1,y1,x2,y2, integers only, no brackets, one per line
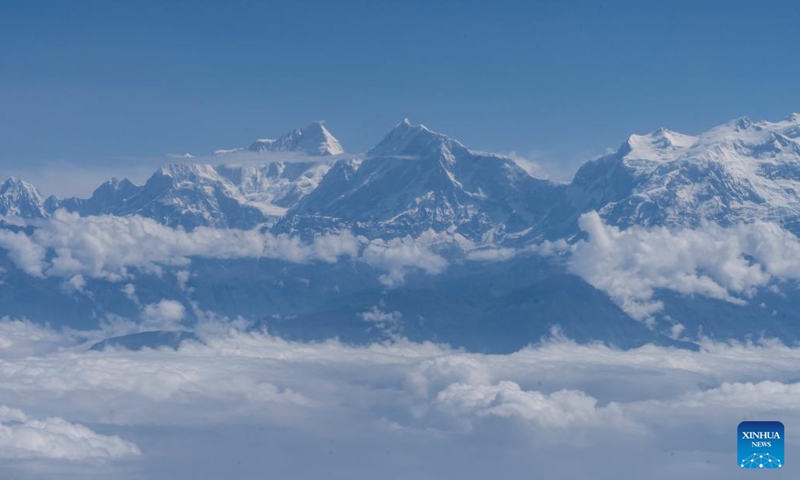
3,114,800,351
8,115,800,241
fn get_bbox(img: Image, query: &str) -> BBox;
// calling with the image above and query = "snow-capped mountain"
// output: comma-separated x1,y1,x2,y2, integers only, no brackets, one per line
6,115,800,351
42,162,335,230
215,121,344,156
544,113,800,236
37,121,346,229
96,164,270,229
7,113,800,240
0,177,47,219
45,162,330,230
47,177,143,216
278,119,564,244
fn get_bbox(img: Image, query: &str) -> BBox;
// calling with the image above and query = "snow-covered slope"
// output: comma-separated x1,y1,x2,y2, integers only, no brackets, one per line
36,122,346,228
0,177,47,219
47,177,143,216
216,162,332,216
43,161,334,229
546,113,800,236
278,119,564,244
216,121,344,157
105,164,268,229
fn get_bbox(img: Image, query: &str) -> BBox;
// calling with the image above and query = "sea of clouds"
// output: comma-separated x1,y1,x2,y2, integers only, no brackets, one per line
0,318,797,479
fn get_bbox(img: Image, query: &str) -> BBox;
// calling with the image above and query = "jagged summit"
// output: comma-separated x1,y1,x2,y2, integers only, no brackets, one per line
246,121,344,156
281,119,561,242
366,119,467,159
555,112,800,235
213,121,344,157
0,176,47,218
733,116,754,130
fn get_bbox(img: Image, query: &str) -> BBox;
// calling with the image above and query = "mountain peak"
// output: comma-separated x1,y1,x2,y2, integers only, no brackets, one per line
1,176,24,188
158,163,219,180
1,176,40,194
624,127,697,161
367,120,464,159
247,122,344,156
0,176,47,218
728,116,755,131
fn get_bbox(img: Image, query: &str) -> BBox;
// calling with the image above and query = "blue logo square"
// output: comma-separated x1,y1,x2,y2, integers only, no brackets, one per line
738,421,784,469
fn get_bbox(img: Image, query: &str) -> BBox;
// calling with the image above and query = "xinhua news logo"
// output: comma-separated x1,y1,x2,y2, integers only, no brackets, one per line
738,421,784,469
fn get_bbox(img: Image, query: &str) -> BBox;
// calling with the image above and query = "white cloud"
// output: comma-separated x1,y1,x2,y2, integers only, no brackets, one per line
465,247,518,262
122,283,139,305
505,152,549,179
140,300,186,330
361,236,448,286
435,381,634,432
0,326,798,431
465,239,569,263
568,211,800,321
0,211,446,285
359,307,402,325
64,274,87,293
175,270,192,293
1,322,800,477
0,405,140,461
0,229,46,277
0,318,74,358
359,305,403,339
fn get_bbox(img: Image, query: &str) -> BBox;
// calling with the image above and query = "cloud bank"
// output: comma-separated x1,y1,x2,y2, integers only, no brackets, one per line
0,405,140,461
0,211,446,286
0,318,798,478
569,211,800,321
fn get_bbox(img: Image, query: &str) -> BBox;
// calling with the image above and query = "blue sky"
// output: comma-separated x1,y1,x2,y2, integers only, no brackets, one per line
2,0,799,193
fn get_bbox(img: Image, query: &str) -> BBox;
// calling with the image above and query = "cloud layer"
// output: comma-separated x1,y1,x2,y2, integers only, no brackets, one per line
0,405,140,461
0,318,798,478
0,211,446,286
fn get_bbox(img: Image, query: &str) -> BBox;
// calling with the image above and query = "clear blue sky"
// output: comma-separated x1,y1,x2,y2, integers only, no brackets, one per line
2,0,800,191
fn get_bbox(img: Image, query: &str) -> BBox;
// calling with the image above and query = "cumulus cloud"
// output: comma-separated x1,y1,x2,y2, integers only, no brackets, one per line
435,381,634,433
359,305,403,339
0,405,140,461
568,211,800,321
0,211,446,284
0,229,46,277
361,236,448,286
121,283,139,305
140,300,186,330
